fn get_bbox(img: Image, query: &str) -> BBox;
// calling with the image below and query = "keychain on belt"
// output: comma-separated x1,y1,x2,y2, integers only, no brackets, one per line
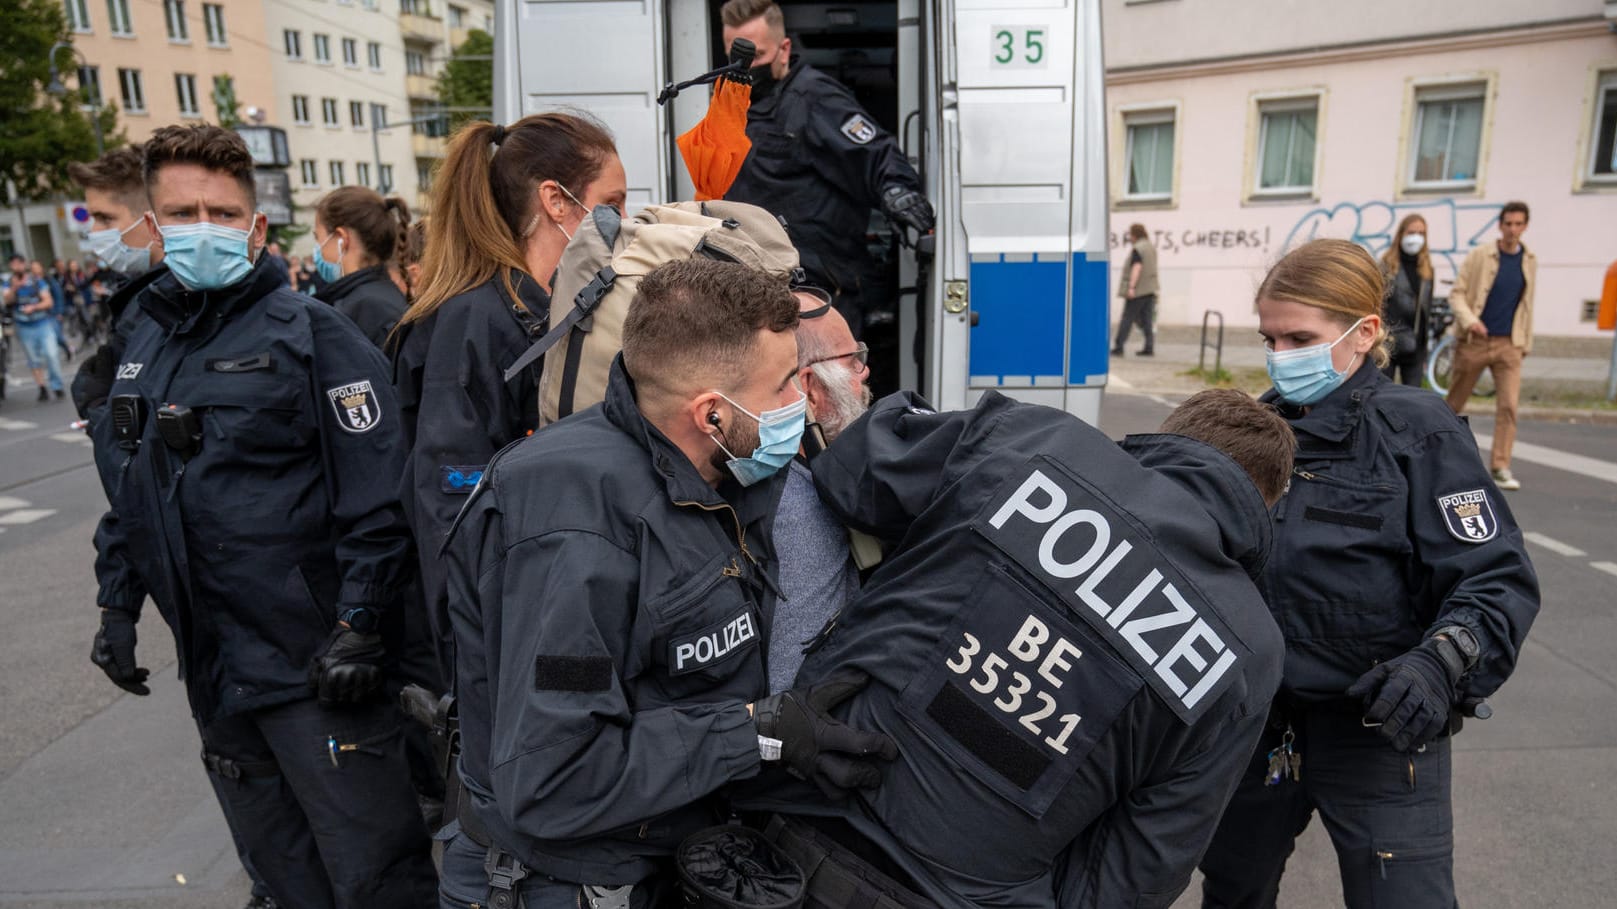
1264,725,1302,785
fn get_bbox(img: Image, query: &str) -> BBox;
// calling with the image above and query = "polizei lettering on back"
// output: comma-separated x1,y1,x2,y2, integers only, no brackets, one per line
978,461,1243,722
669,609,759,675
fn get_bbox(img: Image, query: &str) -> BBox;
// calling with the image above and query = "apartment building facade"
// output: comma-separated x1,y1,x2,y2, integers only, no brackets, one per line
403,0,495,214
1103,0,1617,337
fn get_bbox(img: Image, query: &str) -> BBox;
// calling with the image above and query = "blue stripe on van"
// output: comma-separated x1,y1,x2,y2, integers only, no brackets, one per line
967,255,1066,383
1068,255,1110,385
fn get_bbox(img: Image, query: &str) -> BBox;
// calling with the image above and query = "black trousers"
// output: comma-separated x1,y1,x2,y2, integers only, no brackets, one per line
1198,709,1456,909
1113,294,1157,351
1382,347,1428,387
199,696,438,909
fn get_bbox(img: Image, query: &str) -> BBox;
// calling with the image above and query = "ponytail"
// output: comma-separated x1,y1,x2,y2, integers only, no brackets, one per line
315,186,412,267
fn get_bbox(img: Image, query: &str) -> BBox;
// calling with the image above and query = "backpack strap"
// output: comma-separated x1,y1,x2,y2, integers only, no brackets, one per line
501,266,617,383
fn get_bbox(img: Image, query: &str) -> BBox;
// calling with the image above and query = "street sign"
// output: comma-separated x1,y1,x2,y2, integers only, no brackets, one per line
254,171,294,227
235,125,290,168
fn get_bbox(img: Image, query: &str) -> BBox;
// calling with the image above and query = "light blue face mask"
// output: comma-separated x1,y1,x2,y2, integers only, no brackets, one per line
85,219,151,275
159,220,255,290
713,389,808,486
312,232,344,283
1265,316,1366,405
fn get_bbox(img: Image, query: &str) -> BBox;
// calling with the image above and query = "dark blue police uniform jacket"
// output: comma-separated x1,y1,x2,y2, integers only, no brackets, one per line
91,259,412,724
1258,361,1539,705
775,392,1285,909
443,356,783,886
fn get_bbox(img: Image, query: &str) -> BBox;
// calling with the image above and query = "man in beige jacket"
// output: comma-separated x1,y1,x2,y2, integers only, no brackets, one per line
1445,201,1534,490
1111,223,1160,356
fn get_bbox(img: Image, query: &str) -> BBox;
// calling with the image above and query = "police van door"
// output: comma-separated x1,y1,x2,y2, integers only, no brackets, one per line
492,0,672,209
925,0,1108,423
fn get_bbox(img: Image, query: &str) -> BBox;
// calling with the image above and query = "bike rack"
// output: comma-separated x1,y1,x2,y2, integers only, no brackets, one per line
1199,310,1225,376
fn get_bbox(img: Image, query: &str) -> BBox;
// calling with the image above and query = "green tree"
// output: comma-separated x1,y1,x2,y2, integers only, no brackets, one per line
212,74,241,128
0,0,124,203
437,29,494,129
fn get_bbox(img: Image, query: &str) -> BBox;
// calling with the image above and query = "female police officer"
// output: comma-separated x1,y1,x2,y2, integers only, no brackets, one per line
1198,239,1539,908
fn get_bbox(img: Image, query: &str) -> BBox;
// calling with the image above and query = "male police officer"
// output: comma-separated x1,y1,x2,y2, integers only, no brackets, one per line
86,125,435,908
752,390,1292,909
437,259,895,908
720,0,933,339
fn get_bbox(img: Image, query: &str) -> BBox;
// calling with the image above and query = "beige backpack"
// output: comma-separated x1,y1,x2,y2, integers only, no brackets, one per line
503,201,801,425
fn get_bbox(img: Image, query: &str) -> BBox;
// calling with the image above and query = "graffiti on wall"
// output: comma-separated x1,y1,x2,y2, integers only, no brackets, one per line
1284,197,1503,277
1108,227,1273,255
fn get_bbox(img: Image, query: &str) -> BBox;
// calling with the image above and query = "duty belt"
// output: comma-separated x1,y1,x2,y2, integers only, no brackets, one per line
763,816,936,909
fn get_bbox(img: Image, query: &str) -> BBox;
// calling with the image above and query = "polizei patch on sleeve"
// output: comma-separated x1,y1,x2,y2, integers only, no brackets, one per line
326,380,381,433
973,458,1247,725
668,608,759,676
840,114,877,145
1437,488,1498,543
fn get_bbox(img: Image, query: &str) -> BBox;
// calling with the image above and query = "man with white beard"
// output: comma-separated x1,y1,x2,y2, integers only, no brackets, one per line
767,289,874,692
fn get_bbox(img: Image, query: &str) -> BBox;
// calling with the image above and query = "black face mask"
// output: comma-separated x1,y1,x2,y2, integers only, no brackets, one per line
748,62,780,101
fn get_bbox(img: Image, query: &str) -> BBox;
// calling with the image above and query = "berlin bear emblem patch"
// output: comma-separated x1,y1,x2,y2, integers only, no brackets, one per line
327,380,382,433
1437,489,1497,543
840,114,877,145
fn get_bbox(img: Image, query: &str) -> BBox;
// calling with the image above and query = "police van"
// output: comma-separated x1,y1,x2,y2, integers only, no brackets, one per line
493,0,1109,423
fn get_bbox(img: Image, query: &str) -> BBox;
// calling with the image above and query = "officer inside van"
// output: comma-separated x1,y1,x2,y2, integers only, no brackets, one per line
720,0,933,344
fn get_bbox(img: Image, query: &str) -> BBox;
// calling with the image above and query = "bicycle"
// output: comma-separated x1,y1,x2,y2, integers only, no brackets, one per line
1424,295,1494,398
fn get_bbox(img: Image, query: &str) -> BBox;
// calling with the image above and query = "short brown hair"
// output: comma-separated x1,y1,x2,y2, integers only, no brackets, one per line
69,146,149,214
721,0,785,32
1128,223,1148,242
1499,200,1529,224
623,259,798,400
142,125,256,207
316,186,411,265
1258,239,1391,368
1160,389,1295,507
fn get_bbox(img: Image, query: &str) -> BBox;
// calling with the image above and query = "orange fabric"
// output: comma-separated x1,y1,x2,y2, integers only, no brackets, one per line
677,78,753,201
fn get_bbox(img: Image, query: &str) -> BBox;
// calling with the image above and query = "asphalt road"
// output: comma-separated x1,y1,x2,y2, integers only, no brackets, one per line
1,385,1613,907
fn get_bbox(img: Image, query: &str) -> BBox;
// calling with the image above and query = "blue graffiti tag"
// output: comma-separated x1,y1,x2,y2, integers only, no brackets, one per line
1284,198,1502,278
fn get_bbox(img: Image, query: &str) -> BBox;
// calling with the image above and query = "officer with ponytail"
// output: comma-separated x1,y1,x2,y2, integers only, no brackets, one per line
1198,239,1539,908
312,187,413,349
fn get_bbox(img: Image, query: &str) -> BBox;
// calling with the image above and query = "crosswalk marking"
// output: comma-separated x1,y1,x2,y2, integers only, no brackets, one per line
1592,562,1617,579
0,417,39,431
1523,532,1588,559
49,432,93,448
0,496,28,510
0,508,56,525
1473,432,1617,487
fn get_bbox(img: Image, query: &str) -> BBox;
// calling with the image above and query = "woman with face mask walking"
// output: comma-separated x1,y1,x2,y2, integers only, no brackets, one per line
1197,239,1540,909
1379,214,1434,386
311,187,413,349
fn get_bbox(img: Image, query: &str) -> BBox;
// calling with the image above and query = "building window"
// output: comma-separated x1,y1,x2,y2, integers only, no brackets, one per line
342,38,359,67
448,4,465,27
313,33,331,63
330,161,346,186
400,0,431,15
371,103,388,129
76,65,102,107
164,0,188,41
1587,71,1617,184
405,50,426,75
300,159,319,188
417,160,434,192
1254,97,1318,195
321,97,339,126
1122,108,1175,202
367,41,383,70
292,94,311,124
284,29,302,60
378,163,394,191
175,73,200,117
350,100,365,127
356,162,372,187
65,0,92,32
203,3,226,46
364,0,378,10
1408,83,1486,190
106,0,133,35
117,67,145,113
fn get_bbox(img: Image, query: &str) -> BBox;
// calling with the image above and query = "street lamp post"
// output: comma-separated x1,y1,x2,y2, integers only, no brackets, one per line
47,41,104,156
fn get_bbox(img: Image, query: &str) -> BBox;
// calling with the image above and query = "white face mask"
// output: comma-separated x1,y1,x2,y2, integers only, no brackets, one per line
85,219,153,275
1400,233,1426,256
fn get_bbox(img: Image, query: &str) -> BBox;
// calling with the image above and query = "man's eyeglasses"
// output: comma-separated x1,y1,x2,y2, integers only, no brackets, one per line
805,342,869,369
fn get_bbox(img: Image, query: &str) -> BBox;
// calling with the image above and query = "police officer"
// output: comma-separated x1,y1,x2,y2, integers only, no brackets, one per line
720,0,933,341
86,125,436,908
438,259,894,909
1197,239,1540,908
741,388,1294,908
392,113,625,673
311,186,413,349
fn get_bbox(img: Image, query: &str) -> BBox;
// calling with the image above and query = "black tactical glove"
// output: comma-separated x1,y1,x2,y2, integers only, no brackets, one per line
90,608,150,696
72,345,117,420
753,671,898,799
881,186,935,240
1346,638,1461,752
310,626,387,706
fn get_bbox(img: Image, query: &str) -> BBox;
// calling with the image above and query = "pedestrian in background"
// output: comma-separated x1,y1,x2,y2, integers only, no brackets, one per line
3,255,64,401
1379,214,1432,386
311,187,412,349
1111,222,1159,356
1445,201,1534,491
392,112,625,671
1198,238,1539,909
